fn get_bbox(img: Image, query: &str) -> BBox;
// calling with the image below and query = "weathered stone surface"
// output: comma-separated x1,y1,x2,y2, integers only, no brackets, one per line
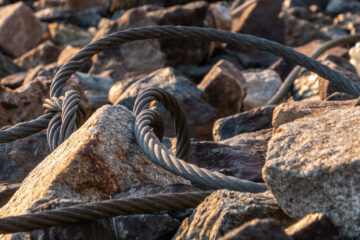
285,213,339,240
35,7,73,22
219,218,291,240
188,129,271,182
173,190,293,240
318,55,360,100
14,41,61,69
0,131,50,183
39,0,111,12
207,2,231,31
0,2,42,57
0,105,187,226
326,0,360,14
89,8,166,82
48,22,93,48
0,52,22,79
0,72,26,89
57,45,79,65
242,69,281,109
114,67,217,140
198,60,247,118
232,0,285,43
272,100,355,129
263,106,360,238
213,105,274,141
0,183,20,208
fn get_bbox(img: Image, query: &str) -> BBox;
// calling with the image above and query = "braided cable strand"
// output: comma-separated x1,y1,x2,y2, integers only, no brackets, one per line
133,87,268,193
0,191,211,234
267,34,360,105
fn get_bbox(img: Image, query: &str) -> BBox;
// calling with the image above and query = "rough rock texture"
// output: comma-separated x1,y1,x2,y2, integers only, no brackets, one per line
218,218,291,240
242,69,281,109
263,106,360,238
114,67,217,140
0,183,20,208
48,22,93,48
0,131,50,183
285,213,339,240
232,0,285,43
0,2,43,57
0,72,25,89
272,100,355,129
172,190,293,240
40,0,111,12
188,129,271,182
213,105,274,141
318,55,360,100
198,60,247,117
57,45,80,65
0,105,187,226
14,41,61,69
0,52,22,78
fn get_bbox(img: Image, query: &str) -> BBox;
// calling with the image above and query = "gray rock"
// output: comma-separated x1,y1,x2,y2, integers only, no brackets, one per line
326,0,360,14
172,190,293,240
0,182,20,208
0,72,25,89
35,7,73,22
219,218,291,240
48,22,93,48
242,69,281,109
263,106,360,238
0,52,23,79
213,105,274,141
71,7,102,28
198,59,247,118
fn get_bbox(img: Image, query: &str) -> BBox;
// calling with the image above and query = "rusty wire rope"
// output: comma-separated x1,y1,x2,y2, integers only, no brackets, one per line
1,26,360,234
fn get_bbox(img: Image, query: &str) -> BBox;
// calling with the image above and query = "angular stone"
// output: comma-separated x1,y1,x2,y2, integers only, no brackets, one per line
14,40,61,69
219,218,291,240
173,190,293,240
272,100,355,129
188,129,272,182
0,72,26,89
242,69,281,109
48,22,93,48
0,131,50,183
0,183,20,208
57,45,79,65
285,213,339,240
65,0,111,12
0,52,22,79
318,55,360,100
263,106,360,238
114,67,217,140
0,2,43,57
213,105,274,141
198,60,247,118
232,0,285,43
326,0,360,14
0,105,187,222
207,2,232,31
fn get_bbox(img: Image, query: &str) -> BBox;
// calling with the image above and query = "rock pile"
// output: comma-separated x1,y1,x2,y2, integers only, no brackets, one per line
1,0,360,239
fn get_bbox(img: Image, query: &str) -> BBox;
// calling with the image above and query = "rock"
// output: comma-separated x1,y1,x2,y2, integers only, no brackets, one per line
0,2,43,57
114,67,217,140
0,52,23,78
272,100,354,129
285,213,339,240
173,190,293,240
349,42,360,75
0,105,187,228
207,2,232,31
14,40,61,69
188,129,272,182
242,69,281,109
263,106,360,238
57,45,82,66
71,7,102,28
326,91,354,101
73,72,113,110
219,218,291,240
326,0,360,14
293,71,320,100
40,0,111,12
318,55,360,100
0,131,50,183
213,105,274,141
0,183,20,208
232,0,285,43
0,72,26,89
198,60,247,117
35,7,73,22
89,8,166,82
48,22,93,48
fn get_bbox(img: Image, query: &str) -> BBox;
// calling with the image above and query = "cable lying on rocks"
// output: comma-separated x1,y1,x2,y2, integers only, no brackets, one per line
0,25,360,234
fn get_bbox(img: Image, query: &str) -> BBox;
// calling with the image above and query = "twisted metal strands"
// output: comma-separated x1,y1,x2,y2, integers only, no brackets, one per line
50,26,360,100
133,87,190,161
267,34,360,105
0,114,54,143
133,88,268,193
0,191,210,234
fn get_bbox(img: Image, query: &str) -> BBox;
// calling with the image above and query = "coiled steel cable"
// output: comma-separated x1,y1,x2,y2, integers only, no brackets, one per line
0,191,210,234
267,34,360,105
